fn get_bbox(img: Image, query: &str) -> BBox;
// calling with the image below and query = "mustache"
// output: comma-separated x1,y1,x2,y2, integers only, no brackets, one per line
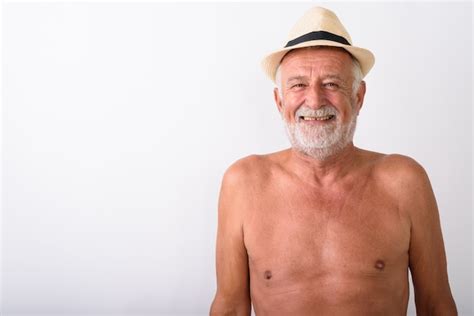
295,105,338,118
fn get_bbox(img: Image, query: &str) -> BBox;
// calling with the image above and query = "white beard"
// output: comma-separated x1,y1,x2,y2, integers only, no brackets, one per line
283,106,358,161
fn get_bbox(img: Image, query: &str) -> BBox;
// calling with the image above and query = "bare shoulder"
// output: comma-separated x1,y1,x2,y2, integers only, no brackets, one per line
222,150,285,187
369,152,436,220
372,153,430,189
218,153,280,226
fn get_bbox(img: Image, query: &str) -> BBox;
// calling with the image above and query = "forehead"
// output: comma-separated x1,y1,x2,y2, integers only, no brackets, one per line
279,47,353,78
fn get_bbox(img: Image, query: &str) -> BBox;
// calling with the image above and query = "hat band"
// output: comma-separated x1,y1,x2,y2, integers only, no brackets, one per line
285,30,351,48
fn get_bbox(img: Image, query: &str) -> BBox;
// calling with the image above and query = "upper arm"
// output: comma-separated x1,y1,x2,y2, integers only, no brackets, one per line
210,161,252,315
395,156,456,315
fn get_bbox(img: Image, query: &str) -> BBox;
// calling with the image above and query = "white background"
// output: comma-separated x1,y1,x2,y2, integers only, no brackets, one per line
1,2,472,315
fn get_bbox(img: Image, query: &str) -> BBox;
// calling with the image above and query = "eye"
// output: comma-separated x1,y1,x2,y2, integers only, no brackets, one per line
323,82,339,89
291,83,307,89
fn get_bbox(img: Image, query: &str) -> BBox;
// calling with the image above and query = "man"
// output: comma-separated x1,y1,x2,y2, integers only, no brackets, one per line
210,6,457,315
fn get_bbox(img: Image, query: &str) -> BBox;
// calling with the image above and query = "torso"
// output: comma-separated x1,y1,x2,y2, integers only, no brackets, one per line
241,149,412,315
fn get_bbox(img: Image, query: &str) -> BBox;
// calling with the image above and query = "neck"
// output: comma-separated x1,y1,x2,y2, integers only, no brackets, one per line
287,142,359,187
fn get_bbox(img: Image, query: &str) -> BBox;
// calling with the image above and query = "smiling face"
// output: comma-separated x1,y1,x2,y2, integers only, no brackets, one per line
274,47,366,160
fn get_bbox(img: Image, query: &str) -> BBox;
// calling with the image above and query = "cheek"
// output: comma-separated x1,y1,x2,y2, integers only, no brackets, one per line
327,95,354,117
282,94,304,118
287,92,305,105
282,105,300,122
281,107,293,121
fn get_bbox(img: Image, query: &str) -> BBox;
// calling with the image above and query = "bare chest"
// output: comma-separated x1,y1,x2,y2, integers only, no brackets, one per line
243,178,411,290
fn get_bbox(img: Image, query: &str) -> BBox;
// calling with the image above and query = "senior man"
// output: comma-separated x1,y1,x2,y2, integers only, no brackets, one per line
210,7,456,316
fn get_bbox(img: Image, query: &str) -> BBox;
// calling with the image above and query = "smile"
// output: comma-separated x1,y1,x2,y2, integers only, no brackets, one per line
299,115,335,121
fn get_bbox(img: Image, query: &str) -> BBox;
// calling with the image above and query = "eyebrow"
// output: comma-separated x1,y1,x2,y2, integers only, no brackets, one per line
286,76,307,83
286,74,345,84
321,74,345,81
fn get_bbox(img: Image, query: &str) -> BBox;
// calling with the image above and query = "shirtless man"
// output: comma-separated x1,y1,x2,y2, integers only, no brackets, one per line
210,7,456,316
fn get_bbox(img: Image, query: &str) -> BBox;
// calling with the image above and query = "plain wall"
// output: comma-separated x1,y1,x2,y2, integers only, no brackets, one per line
2,2,472,315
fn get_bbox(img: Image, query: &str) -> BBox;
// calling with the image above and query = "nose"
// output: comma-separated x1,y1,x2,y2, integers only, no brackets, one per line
304,84,326,109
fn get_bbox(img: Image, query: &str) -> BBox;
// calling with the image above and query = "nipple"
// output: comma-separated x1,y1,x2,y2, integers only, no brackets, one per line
264,270,272,280
374,260,385,271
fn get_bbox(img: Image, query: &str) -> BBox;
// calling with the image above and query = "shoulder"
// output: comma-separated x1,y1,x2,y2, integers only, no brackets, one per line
217,154,275,221
373,153,430,189
371,153,436,219
222,151,286,187
218,155,269,203
356,150,433,203
222,155,269,184
355,149,429,186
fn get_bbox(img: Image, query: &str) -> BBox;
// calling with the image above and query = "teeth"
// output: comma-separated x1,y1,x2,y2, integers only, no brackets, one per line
302,115,333,121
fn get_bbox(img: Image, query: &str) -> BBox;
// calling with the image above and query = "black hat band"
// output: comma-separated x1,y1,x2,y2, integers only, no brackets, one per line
285,30,351,48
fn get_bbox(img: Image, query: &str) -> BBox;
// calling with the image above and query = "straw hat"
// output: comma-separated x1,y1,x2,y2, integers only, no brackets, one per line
261,6,375,83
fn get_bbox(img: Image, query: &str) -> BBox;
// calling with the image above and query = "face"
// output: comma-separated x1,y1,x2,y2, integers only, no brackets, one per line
274,47,366,160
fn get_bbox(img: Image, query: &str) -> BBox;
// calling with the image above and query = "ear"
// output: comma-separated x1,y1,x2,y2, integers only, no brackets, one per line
274,87,283,114
354,81,366,115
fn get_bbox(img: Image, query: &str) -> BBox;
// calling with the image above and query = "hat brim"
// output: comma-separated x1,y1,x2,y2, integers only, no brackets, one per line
261,40,375,83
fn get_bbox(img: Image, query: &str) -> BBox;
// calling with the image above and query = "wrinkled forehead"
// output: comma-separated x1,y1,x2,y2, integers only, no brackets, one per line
279,46,354,77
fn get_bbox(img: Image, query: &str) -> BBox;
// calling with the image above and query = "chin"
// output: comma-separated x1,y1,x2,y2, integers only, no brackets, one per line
284,113,358,161
295,141,351,161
